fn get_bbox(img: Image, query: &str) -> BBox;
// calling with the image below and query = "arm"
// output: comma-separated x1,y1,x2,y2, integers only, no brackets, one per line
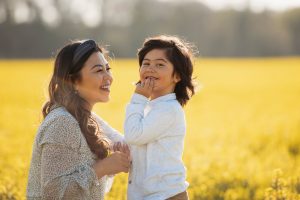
39,115,98,199
124,93,176,145
41,144,98,199
39,115,130,199
93,113,124,143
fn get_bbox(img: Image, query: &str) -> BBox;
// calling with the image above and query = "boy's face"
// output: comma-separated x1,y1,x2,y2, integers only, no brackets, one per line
140,49,180,99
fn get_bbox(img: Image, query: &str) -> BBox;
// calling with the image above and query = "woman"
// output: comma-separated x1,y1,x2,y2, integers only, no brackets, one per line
27,39,130,199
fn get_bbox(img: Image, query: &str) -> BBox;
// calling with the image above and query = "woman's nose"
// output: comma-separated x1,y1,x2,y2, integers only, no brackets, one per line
104,71,113,82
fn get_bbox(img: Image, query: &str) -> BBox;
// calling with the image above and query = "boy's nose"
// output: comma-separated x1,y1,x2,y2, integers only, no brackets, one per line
145,65,155,72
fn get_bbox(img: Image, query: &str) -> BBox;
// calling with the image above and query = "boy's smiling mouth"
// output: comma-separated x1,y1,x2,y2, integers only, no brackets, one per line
145,76,158,80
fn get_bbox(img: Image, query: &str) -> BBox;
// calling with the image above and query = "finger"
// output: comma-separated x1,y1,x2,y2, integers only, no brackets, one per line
135,80,141,86
135,81,143,89
149,78,155,90
123,145,130,156
114,143,120,152
141,80,146,87
120,145,125,154
144,77,151,88
112,142,119,152
144,78,150,89
117,142,122,151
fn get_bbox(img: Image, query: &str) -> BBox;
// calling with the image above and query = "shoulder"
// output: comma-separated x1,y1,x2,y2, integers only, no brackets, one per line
44,107,78,124
155,99,183,116
36,107,81,149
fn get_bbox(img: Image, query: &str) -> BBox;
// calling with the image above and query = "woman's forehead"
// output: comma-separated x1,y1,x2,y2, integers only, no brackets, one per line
98,52,108,65
87,52,108,65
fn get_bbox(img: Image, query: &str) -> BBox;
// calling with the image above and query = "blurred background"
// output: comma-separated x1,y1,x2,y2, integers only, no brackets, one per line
1,0,300,199
1,0,300,58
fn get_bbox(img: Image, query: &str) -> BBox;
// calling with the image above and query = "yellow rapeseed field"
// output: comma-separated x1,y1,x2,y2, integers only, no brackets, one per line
0,58,299,200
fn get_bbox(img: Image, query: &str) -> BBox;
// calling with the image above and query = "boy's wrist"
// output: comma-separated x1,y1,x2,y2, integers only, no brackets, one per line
130,93,149,105
134,88,150,98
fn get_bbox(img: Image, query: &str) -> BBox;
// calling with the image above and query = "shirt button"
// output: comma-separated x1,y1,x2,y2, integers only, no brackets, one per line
129,180,132,184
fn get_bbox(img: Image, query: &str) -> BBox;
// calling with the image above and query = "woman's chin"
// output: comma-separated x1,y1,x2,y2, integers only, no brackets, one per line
96,96,110,103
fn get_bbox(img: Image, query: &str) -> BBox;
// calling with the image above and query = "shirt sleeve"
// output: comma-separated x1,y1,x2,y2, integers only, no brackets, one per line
124,93,177,145
92,114,123,193
92,113,124,143
38,115,99,199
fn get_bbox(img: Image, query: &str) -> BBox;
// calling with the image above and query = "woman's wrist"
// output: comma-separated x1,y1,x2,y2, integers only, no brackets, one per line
92,160,107,178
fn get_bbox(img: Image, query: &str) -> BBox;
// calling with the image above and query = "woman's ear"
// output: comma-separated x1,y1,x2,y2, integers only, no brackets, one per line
174,73,181,83
73,80,80,91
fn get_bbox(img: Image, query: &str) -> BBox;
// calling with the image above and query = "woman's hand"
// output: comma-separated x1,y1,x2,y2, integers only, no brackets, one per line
135,77,155,98
113,142,130,157
93,151,131,178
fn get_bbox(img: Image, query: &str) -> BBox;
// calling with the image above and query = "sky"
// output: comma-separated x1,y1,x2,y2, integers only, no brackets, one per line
161,0,300,12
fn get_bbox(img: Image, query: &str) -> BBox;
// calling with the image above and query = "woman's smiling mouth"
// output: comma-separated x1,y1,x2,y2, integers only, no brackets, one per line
100,84,111,92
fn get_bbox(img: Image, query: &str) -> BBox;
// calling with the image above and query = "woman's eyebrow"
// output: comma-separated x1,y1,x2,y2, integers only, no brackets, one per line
91,64,103,70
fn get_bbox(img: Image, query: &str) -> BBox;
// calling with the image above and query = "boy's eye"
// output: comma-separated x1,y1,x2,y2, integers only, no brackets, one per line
106,67,111,71
154,63,164,68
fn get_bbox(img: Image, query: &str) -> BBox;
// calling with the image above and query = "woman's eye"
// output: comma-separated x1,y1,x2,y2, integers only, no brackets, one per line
157,63,164,67
142,63,150,66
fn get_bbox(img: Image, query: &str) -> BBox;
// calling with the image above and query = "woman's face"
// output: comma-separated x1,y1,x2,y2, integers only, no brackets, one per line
74,51,113,106
140,49,180,99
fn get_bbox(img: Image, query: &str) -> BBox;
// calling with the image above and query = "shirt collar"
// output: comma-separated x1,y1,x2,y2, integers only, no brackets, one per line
149,93,176,105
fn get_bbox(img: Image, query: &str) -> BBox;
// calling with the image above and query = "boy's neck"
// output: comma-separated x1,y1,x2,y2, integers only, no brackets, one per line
150,91,174,100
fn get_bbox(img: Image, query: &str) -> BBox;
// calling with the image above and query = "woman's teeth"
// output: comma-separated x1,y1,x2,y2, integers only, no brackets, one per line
101,85,110,91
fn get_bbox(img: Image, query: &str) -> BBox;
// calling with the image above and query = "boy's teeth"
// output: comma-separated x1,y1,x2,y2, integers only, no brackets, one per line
146,76,157,79
101,85,110,89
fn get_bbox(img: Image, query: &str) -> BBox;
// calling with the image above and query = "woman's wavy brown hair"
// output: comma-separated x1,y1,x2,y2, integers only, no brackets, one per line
42,40,110,159
138,35,196,106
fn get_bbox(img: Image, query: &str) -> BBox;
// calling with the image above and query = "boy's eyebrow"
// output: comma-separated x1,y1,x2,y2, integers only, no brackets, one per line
143,58,168,63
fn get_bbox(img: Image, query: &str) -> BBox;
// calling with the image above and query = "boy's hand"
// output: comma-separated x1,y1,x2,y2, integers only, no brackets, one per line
113,142,131,160
135,77,155,98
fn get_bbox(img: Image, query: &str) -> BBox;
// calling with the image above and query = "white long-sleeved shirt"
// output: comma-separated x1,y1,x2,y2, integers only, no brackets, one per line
124,93,189,200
